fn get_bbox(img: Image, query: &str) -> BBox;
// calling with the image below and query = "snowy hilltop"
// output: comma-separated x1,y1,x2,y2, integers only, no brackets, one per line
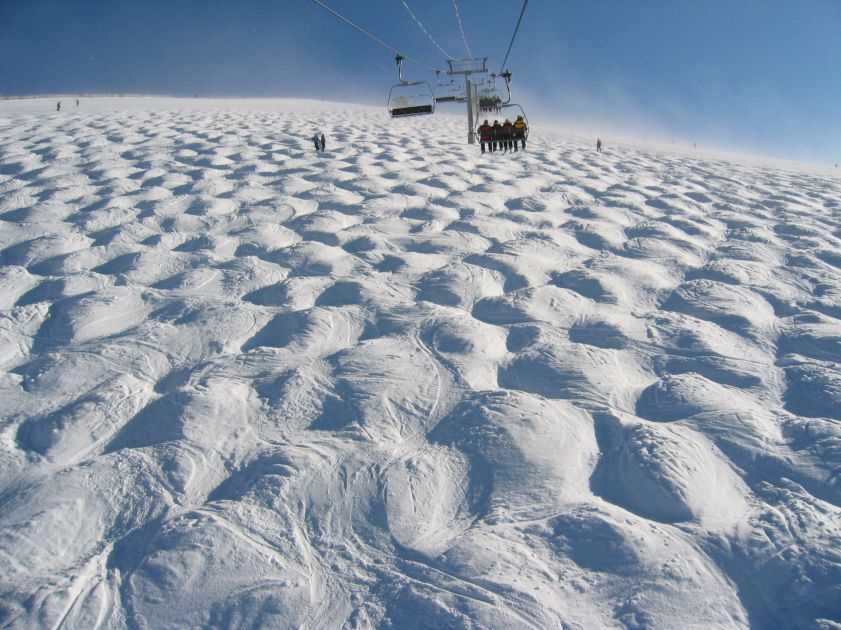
1,97,840,628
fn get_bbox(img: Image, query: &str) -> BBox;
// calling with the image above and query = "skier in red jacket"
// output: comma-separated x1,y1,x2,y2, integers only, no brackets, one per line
478,120,492,154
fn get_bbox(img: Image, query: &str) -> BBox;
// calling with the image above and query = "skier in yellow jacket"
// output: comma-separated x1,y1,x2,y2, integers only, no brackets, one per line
512,115,528,151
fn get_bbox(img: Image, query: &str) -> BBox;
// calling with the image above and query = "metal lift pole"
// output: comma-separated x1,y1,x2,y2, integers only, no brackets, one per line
465,77,474,145
446,58,488,146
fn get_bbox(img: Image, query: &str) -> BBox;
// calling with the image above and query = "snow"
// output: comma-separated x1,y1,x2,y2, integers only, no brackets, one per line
1,96,840,628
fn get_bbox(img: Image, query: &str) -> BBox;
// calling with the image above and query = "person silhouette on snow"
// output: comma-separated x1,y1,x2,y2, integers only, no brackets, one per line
56,101,61,112
320,133,326,152
596,138,603,152
312,133,321,152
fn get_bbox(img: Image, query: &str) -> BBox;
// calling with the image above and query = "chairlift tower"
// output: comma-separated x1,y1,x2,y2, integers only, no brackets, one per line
445,58,488,145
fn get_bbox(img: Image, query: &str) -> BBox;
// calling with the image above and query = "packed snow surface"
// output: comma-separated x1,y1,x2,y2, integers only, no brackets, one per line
1,97,840,628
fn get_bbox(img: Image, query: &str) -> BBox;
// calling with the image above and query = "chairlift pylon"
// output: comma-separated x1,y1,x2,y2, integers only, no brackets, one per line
388,55,435,118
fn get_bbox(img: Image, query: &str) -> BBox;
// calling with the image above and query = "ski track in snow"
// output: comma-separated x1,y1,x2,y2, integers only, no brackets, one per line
1,97,840,629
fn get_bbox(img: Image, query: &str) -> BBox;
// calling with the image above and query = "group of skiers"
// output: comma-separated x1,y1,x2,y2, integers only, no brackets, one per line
55,99,80,111
478,95,504,115
477,115,528,154
312,132,327,152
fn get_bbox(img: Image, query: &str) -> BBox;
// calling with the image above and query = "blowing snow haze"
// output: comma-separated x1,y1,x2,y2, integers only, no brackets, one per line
1,0,840,164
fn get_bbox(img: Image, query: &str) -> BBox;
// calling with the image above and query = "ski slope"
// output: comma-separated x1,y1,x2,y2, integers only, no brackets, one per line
1,97,840,629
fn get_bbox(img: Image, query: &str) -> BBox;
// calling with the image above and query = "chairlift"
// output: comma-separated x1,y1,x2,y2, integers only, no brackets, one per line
475,72,530,144
433,70,466,103
477,71,513,115
477,92,504,113
447,58,488,74
388,55,435,118
504,104,530,140
475,106,529,139
475,72,529,133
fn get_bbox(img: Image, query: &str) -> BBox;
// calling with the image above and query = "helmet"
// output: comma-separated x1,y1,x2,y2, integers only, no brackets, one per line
484,120,488,125
517,115,523,120
494,120,499,124
505,119,511,123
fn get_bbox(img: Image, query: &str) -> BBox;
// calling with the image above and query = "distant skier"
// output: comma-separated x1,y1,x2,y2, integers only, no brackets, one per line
56,101,61,112
320,133,326,152
76,99,79,106
596,138,602,152
312,133,321,152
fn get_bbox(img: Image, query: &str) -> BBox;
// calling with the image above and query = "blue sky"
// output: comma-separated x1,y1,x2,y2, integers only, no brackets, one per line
2,0,839,164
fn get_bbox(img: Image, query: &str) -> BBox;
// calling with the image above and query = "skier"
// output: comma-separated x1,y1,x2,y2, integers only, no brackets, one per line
513,115,528,151
491,120,503,153
477,120,492,154
596,138,602,152
76,99,79,107
56,101,61,111
320,133,326,152
312,133,321,152
502,119,514,152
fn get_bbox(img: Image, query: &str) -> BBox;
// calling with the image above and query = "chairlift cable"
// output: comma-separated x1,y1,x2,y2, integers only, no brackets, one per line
309,0,436,71
451,0,473,58
399,0,453,60
499,0,529,73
